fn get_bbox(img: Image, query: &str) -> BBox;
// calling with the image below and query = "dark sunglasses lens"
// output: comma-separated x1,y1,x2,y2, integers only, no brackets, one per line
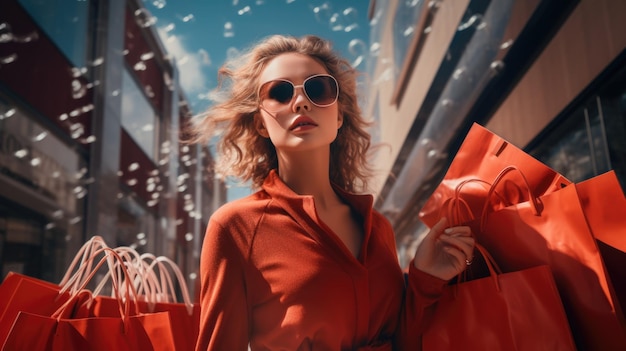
266,81,294,104
305,76,337,105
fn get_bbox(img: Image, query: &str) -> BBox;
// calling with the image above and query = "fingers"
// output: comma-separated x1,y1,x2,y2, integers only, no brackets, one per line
425,217,449,239
443,225,472,237
420,217,477,273
427,217,475,258
439,229,475,266
429,217,473,238
440,234,474,253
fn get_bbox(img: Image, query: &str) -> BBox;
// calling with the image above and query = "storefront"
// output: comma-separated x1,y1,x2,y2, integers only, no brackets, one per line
0,99,87,281
365,0,626,266
0,0,223,293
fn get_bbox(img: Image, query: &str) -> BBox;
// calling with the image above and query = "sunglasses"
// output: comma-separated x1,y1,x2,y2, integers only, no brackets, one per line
258,74,339,112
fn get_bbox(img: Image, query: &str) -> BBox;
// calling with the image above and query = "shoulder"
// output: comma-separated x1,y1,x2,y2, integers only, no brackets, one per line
203,190,272,253
210,190,272,227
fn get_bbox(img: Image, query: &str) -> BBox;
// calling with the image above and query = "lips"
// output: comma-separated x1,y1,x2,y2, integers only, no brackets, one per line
289,116,318,130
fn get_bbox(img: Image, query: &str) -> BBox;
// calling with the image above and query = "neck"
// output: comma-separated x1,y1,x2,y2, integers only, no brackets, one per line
276,148,340,209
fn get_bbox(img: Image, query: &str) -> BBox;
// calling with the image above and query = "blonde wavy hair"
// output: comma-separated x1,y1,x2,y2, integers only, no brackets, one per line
185,34,373,193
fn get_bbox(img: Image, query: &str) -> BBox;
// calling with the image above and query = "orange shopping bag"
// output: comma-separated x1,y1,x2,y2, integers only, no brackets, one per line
423,245,576,350
140,254,200,351
90,252,200,351
0,272,77,346
1,248,176,351
470,166,626,350
575,171,626,314
419,123,570,227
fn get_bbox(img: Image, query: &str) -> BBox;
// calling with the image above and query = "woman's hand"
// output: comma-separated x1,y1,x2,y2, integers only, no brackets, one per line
413,217,475,281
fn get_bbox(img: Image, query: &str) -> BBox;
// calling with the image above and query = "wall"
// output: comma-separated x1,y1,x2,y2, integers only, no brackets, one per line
487,0,626,147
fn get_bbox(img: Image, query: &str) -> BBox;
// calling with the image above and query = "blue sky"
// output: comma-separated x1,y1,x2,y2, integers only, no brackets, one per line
149,0,372,112
147,0,372,200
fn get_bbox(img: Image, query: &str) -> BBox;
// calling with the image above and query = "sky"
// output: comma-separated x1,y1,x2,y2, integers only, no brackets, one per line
144,0,373,200
147,0,372,112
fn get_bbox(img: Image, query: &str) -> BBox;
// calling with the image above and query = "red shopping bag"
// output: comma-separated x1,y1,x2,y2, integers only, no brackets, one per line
0,236,116,344
77,249,200,351
574,171,626,248
148,301,200,351
2,307,174,351
423,245,576,350
0,272,76,345
473,166,626,350
86,290,201,350
575,171,626,324
140,255,200,351
86,289,199,351
419,123,570,227
1,248,176,351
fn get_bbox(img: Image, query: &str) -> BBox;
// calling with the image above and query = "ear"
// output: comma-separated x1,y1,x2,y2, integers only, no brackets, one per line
254,114,270,138
337,112,344,129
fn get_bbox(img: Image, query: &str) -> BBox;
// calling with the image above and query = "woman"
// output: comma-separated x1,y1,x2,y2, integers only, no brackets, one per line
188,34,475,350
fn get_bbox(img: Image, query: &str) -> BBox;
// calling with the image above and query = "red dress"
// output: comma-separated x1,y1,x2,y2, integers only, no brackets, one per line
195,170,446,351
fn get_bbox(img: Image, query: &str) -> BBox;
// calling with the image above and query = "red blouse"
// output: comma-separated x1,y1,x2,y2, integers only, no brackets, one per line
195,170,446,351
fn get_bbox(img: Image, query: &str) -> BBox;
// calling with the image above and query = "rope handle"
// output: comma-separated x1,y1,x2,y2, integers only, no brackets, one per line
480,165,542,231
54,247,140,326
439,177,518,227
58,236,110,294
455,243,504,292
90,246,157,307
141,254,195,315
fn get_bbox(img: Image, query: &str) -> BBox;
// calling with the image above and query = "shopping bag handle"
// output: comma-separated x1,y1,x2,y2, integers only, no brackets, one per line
440,177,518,226
58,235,110,294
480,165,542,231
90,246,157,308
90,249,195,316
444,178,492,226
54,248,140,327
455,244,504,292
141,254,196,315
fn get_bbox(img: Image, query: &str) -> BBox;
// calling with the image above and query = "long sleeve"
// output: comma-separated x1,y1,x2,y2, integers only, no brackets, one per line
367,210,447,351
395,261,447,351
195,219,249,351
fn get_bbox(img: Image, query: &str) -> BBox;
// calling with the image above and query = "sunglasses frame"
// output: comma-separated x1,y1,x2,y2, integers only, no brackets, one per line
258,74,339,112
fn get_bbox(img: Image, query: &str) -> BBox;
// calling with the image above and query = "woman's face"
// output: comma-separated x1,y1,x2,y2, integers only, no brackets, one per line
255,52,342,154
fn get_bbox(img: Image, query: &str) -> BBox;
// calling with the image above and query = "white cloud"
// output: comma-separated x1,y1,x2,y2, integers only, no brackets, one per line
198,49,211,66
157,27,209,95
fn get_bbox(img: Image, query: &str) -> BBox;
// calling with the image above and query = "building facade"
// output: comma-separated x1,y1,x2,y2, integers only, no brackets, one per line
365,0,626,267
0,0,225,296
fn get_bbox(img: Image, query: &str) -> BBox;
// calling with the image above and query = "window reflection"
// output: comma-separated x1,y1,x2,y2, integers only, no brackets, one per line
531,64,626,190
121,68,157,161
367,0,388,84
0,98,86,282
392,0,426,84
533,106,606,182
17,0,89,68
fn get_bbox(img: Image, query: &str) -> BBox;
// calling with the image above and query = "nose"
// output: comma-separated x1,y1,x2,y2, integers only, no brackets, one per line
291,85,311,112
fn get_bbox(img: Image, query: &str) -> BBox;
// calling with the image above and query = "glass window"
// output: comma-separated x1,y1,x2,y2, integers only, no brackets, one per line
392,0,426,84
0,98,87,282
530,64,626,191
17,0,89,68
121,68,158,161
531,102,609,182
117,195,157,255
0,99,85,214
367,0,389,84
